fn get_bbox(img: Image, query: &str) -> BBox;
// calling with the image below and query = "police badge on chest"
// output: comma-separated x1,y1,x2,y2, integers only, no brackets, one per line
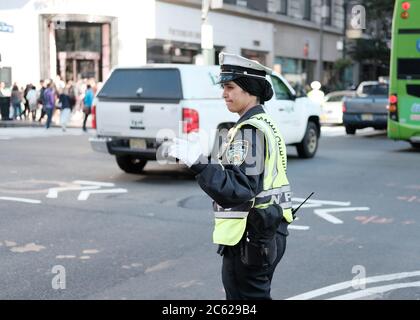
226,140,249,166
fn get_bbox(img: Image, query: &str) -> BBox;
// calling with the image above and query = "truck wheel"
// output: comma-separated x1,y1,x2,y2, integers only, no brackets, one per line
115,155,147,174
345,126,356,135
296,121,319,159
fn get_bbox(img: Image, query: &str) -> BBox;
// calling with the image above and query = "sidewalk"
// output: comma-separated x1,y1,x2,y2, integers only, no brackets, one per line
0,110,91,129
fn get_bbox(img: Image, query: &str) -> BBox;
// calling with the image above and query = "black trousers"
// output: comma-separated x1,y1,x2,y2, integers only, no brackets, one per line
221,233,287,300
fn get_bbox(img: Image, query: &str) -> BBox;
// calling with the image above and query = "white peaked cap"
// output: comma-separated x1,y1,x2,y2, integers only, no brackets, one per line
219,52,272,75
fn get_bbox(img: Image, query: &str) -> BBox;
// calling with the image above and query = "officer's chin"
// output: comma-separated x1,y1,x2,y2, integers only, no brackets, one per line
225,101,235,112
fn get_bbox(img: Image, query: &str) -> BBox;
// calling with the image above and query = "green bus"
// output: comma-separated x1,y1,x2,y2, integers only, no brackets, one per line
388,0,420,148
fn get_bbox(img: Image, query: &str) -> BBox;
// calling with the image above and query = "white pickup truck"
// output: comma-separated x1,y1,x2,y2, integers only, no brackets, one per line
89,64,321,174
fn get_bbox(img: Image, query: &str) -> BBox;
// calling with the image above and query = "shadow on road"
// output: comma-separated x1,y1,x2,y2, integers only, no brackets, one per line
391,146,420,154
129,164,196,183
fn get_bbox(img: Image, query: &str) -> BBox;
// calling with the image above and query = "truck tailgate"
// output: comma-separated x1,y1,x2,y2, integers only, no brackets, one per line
96,100,181,138
345,97,388,114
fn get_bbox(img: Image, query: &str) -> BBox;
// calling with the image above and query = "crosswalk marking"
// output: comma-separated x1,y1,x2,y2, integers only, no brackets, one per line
0,196,41,204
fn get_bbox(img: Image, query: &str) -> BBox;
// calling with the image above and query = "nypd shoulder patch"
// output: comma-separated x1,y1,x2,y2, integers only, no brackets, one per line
226,140,249,166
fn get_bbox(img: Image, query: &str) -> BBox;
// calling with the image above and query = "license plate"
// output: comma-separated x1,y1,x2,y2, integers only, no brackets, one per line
129,139,146,149
361,114,373,121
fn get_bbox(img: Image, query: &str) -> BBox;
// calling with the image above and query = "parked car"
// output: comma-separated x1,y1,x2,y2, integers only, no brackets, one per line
320,90,355,125
342,81,389,134
89,64,321,174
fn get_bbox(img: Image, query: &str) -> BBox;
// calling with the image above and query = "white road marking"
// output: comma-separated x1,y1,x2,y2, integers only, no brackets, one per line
77,188,127,201
299,203,323,209
286,270,420,300
10,243,46,253
82,249,99,254
329,281,420,300
0,196,41,204
56,255,76,259
314,207,370,224
288,225,310,230
73,180,115,187
46,186,100,198
293,198,351,207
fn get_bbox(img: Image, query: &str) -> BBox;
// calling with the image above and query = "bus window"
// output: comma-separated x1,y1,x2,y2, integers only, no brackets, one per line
397,58,420,79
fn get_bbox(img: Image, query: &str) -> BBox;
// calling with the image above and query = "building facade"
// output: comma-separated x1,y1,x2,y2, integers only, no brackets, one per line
0,0,346,89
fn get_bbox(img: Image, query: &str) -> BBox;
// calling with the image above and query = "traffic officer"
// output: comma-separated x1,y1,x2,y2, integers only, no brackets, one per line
167,52,293,300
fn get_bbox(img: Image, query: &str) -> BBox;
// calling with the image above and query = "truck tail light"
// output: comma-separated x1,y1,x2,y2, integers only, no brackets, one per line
182,108,199,133
91,104,96,129
388,94,398,121
342,102,347,113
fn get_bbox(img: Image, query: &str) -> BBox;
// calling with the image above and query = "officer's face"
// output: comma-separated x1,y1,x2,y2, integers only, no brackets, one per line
222,81,257,115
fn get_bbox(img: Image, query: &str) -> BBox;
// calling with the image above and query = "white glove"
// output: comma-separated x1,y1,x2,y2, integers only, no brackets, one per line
167,133,204,167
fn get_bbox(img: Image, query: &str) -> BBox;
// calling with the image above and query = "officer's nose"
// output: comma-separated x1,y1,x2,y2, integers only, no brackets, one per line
222,88,228,99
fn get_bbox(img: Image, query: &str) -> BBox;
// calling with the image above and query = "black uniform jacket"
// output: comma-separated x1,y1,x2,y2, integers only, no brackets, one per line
190,105,289,238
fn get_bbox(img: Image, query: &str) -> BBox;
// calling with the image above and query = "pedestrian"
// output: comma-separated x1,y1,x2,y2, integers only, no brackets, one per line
82,84,94,132
44,82,56,129
26,85,38,121
21,84,31,120
0,81,6,97
58,86,72,131
11,85,23,120
37,80,47,122
167,53,293,300
307,81,325,106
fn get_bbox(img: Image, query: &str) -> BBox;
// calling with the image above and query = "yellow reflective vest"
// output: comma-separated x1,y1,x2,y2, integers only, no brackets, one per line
213,112,292,246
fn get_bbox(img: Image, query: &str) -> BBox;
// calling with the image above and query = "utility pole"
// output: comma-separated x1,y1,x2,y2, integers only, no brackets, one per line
317,0,329,83
343,0,348,59
201,0,223,65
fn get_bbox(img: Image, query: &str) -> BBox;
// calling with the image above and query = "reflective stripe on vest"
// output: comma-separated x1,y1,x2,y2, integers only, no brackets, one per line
213,200,254,219
212,112,293,246
254,186,292,211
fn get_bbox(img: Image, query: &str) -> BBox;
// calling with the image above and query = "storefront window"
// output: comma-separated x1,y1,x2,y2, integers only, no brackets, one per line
274,56,316,92
147,39,200,64
147,39,223,64
55,22,105,82
275,57,302,74
56,22,101,53
224,0,269,13
241,49,267,65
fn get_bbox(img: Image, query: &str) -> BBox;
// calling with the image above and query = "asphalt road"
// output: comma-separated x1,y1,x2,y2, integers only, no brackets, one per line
0,127,419,300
